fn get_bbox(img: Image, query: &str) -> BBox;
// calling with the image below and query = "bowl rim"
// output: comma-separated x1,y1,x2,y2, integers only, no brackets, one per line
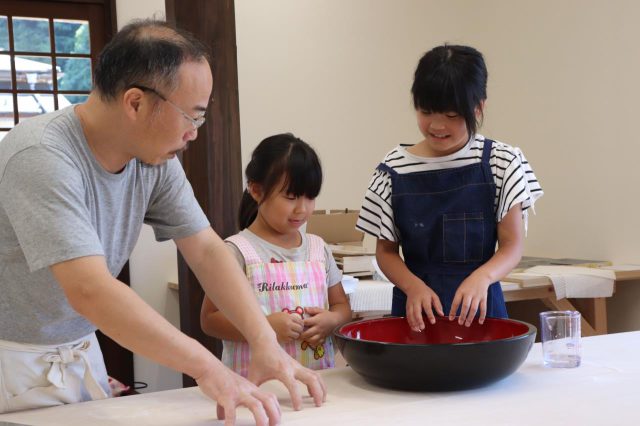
333,316,537,347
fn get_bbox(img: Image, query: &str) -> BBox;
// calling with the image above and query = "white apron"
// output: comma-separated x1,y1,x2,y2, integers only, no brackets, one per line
0,332,110,413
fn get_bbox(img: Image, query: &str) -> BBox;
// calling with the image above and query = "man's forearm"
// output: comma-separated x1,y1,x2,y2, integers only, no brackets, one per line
53,257,219,380
177,228,277,347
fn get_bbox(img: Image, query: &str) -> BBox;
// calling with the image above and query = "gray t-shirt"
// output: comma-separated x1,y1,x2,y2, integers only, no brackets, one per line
226,229,343,287
0,107,209,344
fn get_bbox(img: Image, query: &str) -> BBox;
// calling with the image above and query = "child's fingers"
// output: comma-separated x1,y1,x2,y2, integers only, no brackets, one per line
289,331,301,341
464,299,480,327
449,295,461,321
432,296,445,317
302,333,324,347
406,300,422,331
421,299,436,325
478,299,488,325
300,325,321,341
290,321,304,335
458,298,472,325
302,316,319,327
304,306,324,316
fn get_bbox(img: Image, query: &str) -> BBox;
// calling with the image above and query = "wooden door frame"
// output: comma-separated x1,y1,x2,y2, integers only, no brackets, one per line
165,0,243,387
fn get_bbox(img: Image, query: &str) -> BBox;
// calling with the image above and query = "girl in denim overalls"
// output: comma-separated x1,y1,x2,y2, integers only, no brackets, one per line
201,134,352,377
357,45,543,332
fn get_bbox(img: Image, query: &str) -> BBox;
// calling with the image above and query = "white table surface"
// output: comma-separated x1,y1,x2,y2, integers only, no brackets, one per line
1,331,638,425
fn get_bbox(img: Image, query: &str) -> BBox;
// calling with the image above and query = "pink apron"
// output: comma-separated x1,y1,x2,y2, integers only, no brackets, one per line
222,234,335,377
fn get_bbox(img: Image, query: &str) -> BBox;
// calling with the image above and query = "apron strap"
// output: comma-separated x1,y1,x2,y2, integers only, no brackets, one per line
480,138,494,182
305,234,326,263
226,234,262,265
40,340,109,401
376,162,396,176
481,138,493,164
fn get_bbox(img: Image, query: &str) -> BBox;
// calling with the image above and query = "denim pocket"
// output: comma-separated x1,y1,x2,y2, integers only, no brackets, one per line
442,212,484,263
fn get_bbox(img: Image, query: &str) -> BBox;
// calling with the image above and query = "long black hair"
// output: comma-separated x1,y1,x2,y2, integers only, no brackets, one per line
411,44,488,137
238,133,322,229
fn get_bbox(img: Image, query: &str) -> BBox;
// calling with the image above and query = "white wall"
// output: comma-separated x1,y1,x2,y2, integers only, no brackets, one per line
235,0,640,263
123,0,640,391
235,1,640,330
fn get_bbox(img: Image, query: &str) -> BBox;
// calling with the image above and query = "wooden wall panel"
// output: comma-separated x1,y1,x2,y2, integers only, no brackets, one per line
165,0,242,388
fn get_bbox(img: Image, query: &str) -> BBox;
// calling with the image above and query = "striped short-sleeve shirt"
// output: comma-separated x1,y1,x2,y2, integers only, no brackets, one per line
356,135,543,242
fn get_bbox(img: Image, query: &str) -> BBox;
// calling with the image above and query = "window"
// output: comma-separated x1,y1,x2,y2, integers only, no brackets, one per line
0,0,114,141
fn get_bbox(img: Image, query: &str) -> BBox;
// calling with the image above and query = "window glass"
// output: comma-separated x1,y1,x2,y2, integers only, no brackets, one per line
13,17,50,53
0,16,9,51
15,56,52,90
54,19,90,54
0,94,15,128
17,93,55,121
0,10,98,132
57,57,91,91
0,53,13,89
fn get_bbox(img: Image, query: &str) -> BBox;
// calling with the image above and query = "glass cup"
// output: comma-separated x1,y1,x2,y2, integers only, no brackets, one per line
539,310,581,368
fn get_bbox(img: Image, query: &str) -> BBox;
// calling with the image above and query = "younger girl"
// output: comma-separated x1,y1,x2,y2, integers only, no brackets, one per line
357,45,543,332
201,133,351,377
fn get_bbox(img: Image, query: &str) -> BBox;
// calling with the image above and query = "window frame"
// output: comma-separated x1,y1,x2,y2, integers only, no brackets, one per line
0,0,116,131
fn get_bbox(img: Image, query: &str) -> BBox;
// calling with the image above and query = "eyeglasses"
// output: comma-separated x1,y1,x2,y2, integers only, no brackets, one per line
130,84,206,130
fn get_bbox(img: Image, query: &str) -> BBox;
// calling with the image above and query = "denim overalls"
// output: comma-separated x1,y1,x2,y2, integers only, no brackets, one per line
378,139,508,319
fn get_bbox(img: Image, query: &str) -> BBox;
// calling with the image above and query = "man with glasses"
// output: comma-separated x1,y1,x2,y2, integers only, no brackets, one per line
131,84,207,130
0,20,325,424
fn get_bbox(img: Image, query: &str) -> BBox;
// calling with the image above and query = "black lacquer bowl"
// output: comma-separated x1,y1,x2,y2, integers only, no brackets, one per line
334,316,536,391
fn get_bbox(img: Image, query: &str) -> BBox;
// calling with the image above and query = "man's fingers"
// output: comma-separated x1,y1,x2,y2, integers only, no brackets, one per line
279,372,303,410
216,400,238,426
240,395,270,426
296,368,326,406
252,390,281,424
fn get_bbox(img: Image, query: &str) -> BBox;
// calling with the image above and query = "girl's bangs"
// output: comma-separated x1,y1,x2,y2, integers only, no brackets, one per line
416,71,467,115
280,149,322,199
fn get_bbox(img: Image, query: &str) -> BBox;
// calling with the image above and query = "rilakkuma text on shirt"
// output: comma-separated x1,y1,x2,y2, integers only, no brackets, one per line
257,281,309,292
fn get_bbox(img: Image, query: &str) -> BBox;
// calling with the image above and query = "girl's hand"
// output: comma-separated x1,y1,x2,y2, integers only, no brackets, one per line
449,275,491,326
300,307,339,347
405,281,444,332
267,312,304,343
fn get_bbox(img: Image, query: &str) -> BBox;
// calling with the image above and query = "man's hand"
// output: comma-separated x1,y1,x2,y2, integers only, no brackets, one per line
196,363,280,426
247,343,327,411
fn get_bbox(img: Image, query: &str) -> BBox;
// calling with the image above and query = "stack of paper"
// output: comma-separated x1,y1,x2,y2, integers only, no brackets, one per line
329,244,375,277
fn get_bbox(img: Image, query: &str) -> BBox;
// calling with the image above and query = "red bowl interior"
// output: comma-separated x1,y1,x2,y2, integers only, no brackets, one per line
337,316,531,345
